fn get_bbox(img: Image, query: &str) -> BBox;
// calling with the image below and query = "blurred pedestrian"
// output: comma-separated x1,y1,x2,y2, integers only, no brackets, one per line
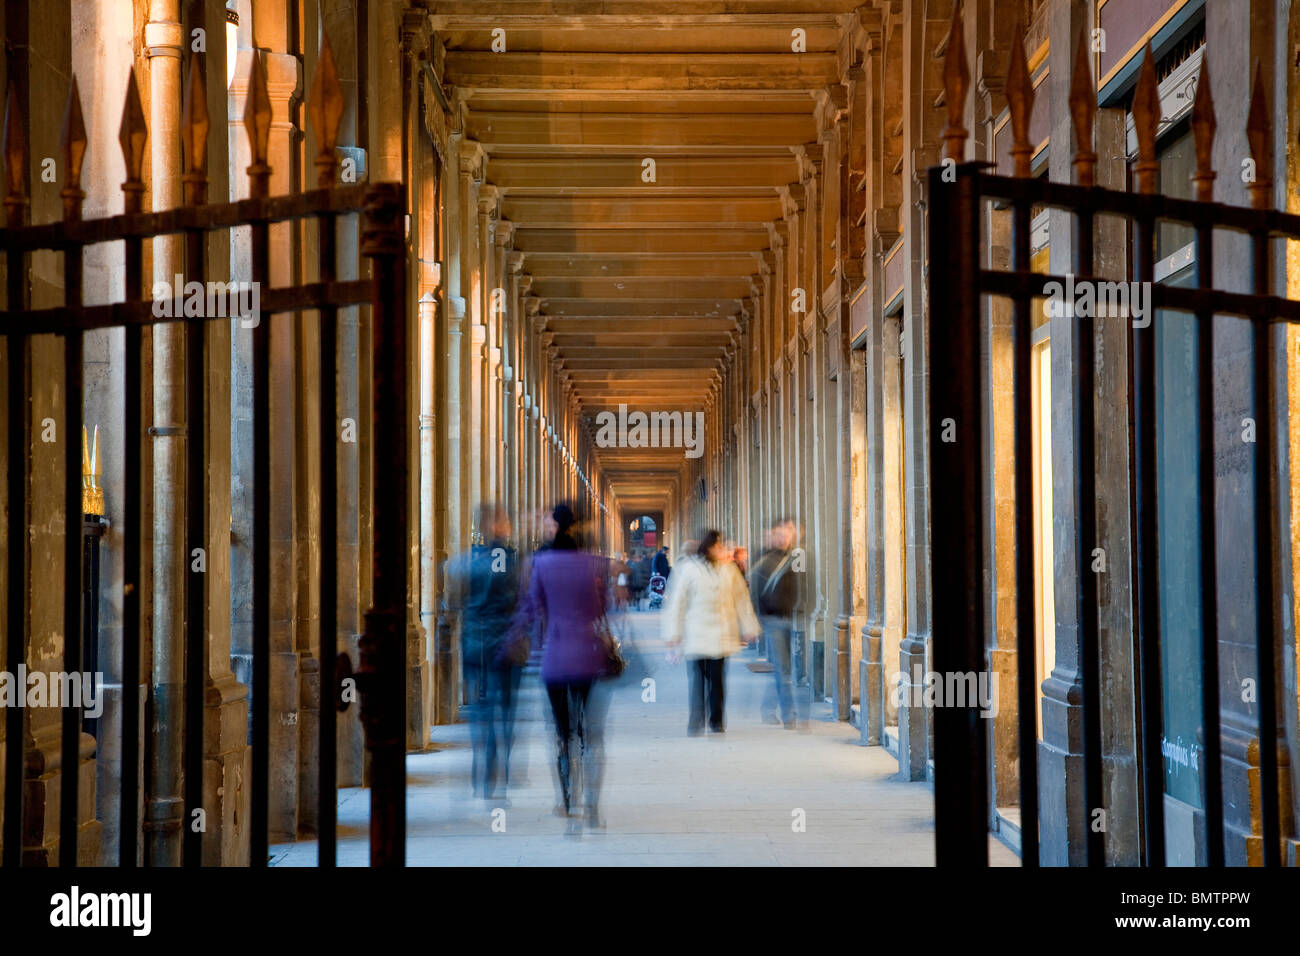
452,503,527,801
751,518,801,728
662,530,761,735
515,503,615,834
611,551,631,611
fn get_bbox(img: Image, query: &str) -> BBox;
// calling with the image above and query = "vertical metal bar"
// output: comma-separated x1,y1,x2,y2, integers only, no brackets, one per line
246,49,273,869
1193,213,1224,867
120,216,144,871
927,163,988,865
318,205,339,867
179,47,210,868
1250,225,1281,867
1010,195,1038,868
118,66,147,870
182,224,205,867
1130,204,1166,866
4,213,28,870
82,515,104,739
60,245,84,865
250,211,270,867
1072,205,1104,867
59,72,88,870
359,182,407,867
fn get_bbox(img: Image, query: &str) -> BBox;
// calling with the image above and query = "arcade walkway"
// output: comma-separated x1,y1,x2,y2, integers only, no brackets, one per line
271,611,1016,867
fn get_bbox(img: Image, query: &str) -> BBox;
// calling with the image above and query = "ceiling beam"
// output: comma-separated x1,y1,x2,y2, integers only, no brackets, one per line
540,298,741,317
533,277,755,298
522,254,760,277
501,195,784,227
444,51,840,92
487,154,797,189
468,111,816,148
513,227,770,254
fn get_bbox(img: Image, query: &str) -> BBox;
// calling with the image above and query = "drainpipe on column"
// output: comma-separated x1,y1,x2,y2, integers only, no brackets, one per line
144,0,185,867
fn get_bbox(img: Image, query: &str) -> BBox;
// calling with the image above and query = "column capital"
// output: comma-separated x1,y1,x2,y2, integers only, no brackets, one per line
400,8,431,54
779,183,806,216
478,183,500,217
458,138,485,179
495,219,516,247
507,251,526,273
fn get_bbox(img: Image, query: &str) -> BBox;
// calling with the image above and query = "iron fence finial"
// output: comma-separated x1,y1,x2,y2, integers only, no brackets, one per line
1068,27,1096,187
181,54,210,204
60,76,87,221
3,83,28,226
1246,60,1272,209
245,48,273,197
309,30,345,189
119,68,148,213
1133,42,1160,195
1006,19,1034,178
1191,61,1216,203
941,0,969,163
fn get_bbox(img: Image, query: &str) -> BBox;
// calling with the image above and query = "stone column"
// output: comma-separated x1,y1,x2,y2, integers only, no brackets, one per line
194,0,246,865
457,137,483,542
895,0,941,782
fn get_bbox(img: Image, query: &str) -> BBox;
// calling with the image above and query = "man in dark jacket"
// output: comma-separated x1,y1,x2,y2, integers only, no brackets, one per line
749,518,800,728
652,546,671,578
454,503,525,800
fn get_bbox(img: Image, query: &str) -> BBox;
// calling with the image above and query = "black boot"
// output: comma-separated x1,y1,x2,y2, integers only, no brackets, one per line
555,742,573,819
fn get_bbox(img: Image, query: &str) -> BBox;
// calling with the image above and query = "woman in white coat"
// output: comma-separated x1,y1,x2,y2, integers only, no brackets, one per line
663,530,761,735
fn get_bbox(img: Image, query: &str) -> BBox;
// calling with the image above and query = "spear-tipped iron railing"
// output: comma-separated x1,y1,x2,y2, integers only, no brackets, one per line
930,1,1287,868
1,37,408,868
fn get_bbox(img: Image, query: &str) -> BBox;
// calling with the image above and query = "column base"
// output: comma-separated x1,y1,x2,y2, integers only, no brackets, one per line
895,632,929,781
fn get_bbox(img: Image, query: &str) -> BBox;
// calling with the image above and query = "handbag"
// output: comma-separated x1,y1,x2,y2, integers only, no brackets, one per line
596,615,626,679
592,572,626,679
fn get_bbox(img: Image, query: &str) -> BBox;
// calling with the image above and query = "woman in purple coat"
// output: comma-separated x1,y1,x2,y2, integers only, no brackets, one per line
517,504,612,834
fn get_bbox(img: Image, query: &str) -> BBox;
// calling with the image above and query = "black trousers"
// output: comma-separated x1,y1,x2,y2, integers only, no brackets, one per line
687,657,726,732
546,680,607,813
464,661,522,798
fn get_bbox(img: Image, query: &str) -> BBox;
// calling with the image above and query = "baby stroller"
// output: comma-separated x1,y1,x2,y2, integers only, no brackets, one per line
647,574,667,610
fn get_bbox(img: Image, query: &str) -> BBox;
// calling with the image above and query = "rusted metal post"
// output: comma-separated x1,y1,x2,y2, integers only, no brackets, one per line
118,67,148,869
3,82,29,869
1129,40,1165,868
359,181,408,867
309,31,345,867
59,75,87,866
1190,63,1225,868
1005,19,1038,869
1245,62,1282,868
245,48,273,868
929,1,988,866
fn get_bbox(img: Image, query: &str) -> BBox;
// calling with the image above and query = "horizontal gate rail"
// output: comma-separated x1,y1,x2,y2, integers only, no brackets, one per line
0,280,375,334
1,185,374,251
931,3,1290,868
2,33,407,868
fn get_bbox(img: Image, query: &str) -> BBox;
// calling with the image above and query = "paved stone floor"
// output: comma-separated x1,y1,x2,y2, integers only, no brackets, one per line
271,610,1018,866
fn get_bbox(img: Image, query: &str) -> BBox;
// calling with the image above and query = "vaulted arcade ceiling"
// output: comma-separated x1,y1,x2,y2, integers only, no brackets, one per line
430,0,859,514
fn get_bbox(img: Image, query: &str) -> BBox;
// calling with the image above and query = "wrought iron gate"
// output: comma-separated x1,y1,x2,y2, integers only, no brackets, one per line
929,10,1290,867
1,40,408,867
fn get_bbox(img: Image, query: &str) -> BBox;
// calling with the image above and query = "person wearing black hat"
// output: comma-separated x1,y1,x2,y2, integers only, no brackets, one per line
513,503,613,833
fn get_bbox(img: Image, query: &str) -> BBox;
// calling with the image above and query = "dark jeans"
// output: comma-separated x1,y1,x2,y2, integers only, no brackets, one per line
687,657,726,732
464,660,522,798
761,616,796,724
546,680,608,814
